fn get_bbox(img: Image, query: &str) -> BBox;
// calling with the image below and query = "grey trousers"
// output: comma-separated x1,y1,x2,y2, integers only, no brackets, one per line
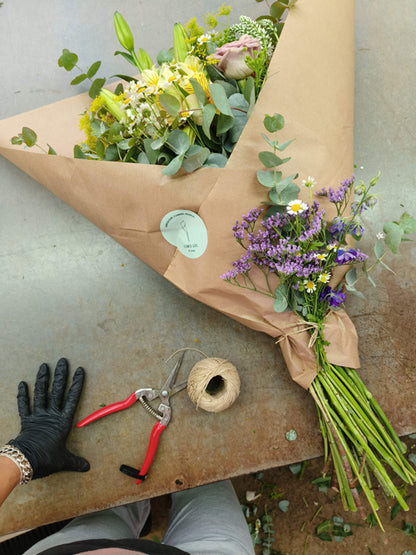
23,480,255,555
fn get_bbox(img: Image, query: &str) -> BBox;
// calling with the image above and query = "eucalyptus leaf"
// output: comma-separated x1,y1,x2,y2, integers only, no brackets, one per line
137,151,150,164
289,463,302,474
159,93,181,117
87,61,101,78
257,170,277,188
399,212,416,234
157,48,174,65
263,113,284,133
285,429,297,441
162,154,184,175
21,127,37,147
182,146,210,173
47,144,57,155
58,49,78,71
166,129,190,155
104,144,119,161
95,140,105,158
143,138,159,164
378,258,396,274
202,103,216,139
278,173,298,188
216,113,235,135
273,296,288,313
189,78,207,106
383,221,404,254
89,78,106,99
11,135,23,145
259,151,289,168
374,238,384,259
278,500,290,512
73,144,87,159
204,153,228,168
345,267,357,286
70,73,87,85
270,182,299,205
209,83,233,116
276,138,295,151
345,283,366,299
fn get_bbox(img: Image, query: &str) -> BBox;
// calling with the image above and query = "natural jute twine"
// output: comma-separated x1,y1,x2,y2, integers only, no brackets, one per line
187,358,240,413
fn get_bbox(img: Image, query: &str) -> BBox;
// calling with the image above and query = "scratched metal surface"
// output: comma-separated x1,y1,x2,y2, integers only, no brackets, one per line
0,0,416,537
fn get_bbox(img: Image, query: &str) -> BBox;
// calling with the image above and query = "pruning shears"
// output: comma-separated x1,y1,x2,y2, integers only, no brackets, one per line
77,352,187,484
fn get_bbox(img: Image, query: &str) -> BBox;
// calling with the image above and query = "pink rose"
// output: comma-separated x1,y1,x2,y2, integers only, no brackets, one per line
212,34,262,80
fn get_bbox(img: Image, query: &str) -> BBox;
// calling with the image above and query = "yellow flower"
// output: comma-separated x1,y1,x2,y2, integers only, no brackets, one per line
78,112,97,149
141,68,161,91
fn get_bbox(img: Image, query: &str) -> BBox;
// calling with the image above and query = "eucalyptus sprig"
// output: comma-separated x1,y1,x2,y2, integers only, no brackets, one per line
10,127,56,155
58,49,106,99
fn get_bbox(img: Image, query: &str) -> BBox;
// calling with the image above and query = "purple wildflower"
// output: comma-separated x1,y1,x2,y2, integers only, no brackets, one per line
315,175,355,204
335,248,368,264
329,217,347,239
320,286,346,308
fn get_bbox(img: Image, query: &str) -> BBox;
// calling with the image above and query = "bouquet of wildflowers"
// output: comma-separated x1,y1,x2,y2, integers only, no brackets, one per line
222,114,416,528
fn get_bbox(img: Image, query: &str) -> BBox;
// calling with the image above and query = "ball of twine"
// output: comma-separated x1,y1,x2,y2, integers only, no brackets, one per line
187,358,240,412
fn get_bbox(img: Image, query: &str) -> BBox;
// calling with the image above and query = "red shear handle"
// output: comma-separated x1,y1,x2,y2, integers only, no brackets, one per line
136,421,167,484
77,392,137,427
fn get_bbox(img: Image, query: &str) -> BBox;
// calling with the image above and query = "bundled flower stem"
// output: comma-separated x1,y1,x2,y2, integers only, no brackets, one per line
222,114,416,528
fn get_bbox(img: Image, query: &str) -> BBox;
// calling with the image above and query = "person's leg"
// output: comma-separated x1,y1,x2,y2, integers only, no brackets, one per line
162,480,254,555
23,499,151,555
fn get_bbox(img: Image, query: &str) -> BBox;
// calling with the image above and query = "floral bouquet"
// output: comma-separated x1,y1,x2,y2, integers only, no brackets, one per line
221,113,416,527
1,0,413,527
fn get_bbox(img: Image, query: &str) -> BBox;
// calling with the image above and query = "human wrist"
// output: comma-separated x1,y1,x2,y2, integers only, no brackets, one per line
0,444,33,485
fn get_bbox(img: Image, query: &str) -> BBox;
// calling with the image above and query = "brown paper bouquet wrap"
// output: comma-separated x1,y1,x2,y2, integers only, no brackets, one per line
0,0,357,390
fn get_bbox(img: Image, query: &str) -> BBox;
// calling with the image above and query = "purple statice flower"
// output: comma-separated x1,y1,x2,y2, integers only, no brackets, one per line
232,207,263,239
320,286,346,308
335,248,368,264
315,175,355,204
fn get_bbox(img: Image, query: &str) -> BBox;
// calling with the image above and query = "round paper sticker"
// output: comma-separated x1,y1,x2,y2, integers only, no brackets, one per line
160,210,208,259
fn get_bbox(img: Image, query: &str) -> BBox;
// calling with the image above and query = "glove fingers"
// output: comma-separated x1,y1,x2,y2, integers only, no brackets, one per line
33,363,50,413
16,381,30,417
64,451,90,473
50,358,69,411
62,367,85,420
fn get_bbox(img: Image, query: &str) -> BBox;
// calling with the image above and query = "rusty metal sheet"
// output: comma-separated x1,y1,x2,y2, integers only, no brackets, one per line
1,0,416,539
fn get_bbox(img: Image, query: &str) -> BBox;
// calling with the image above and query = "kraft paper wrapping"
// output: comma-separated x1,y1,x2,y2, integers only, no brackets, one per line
0,0,357,389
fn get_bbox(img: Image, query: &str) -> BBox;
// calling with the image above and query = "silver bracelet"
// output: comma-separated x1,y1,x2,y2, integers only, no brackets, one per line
0,444,33,485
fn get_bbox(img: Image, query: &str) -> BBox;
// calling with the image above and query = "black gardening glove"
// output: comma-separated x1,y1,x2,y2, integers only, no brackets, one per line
8,358,90,480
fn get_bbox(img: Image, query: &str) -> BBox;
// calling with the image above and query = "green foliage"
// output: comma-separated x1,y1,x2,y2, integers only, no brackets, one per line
10,127,56,155
58,48,106,99
256,114,299,210
315,516,353,543
402,520,416,537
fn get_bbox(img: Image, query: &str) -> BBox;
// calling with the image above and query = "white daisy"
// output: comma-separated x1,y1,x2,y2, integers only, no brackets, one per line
287,199,308,215
318,272,331,284
302,176,317,188
304,279,316,293
314,253,327,261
